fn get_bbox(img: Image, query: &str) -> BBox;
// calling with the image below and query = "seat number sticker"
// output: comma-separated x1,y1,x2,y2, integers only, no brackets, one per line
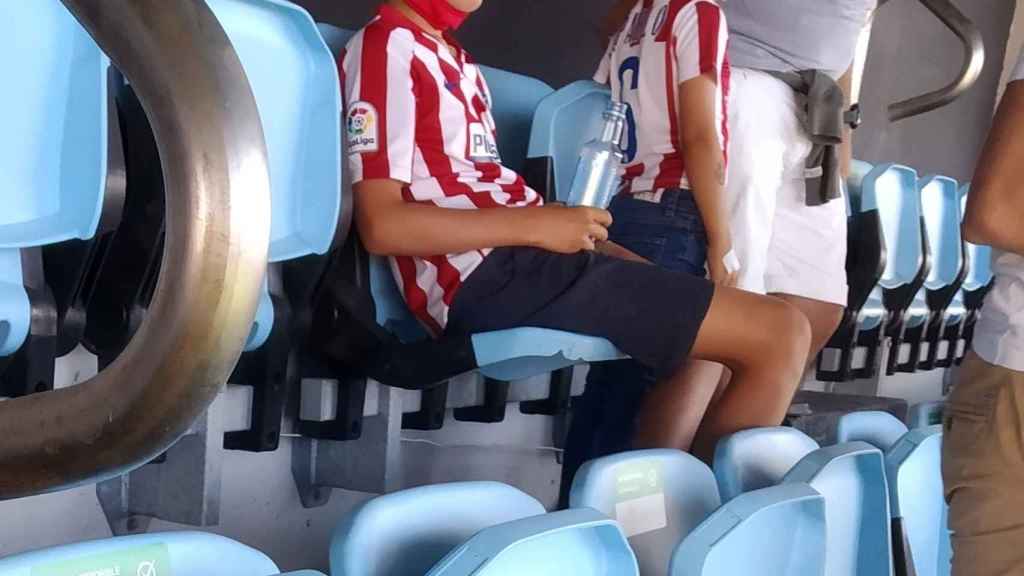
613,460,667,537
31,544,172,576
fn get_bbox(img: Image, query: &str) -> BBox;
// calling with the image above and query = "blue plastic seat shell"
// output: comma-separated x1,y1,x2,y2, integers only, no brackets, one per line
426,508,639,576
669,484,827,576
208,0,342,263
0,532,279,576
0,0,109,248
331,481,546,576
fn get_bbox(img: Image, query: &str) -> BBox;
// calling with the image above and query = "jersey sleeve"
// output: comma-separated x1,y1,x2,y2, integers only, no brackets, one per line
672,1,728,85
343,26,417,184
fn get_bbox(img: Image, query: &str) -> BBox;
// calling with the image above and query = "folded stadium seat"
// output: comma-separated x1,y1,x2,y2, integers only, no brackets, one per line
892,175,964,373
817,161,886,382
425,509,638,576
0,0,110,396
205,0,342,451
713,427,820,502
825,163,928,380
304,30,624,437
331,481,547,576
784,443,894,576
0,532,320,576
836,410,909,451
907,401,945,429
669,484,827,576
887,426,951,576
568,450,722,575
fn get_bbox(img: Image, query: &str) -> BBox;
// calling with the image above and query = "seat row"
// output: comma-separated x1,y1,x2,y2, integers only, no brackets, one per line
817,161,994,382
0,410,946,576
0,0,629,449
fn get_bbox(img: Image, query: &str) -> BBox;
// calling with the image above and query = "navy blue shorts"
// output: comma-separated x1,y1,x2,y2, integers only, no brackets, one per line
445,194,714,379
558,188,709,507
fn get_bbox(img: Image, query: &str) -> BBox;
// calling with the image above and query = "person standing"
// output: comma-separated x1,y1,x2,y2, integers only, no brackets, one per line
943,47,1024,576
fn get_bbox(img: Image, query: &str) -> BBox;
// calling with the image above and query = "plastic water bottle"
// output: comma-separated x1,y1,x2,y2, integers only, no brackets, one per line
567,102,628,209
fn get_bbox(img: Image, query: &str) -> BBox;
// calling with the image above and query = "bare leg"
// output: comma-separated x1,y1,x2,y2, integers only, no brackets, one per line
772,293,844,363
632,359,724,451
635,287,810,462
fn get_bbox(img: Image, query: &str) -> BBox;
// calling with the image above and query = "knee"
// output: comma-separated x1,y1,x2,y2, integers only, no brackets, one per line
761,299,813,370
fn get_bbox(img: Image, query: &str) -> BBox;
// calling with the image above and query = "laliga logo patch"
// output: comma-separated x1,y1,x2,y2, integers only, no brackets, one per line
347,101,379,154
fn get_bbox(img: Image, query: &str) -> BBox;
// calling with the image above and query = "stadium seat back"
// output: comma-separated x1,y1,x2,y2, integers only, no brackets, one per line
478,66,554,174
331,481,546,576
0,532,279,576
887,426,950,576
0,1,109,357
713,428,820,501
837,411,910,451
669,484,827,576
209,0,341,263
0,1,109,248
919,175,962,291
570,450,721,576
426,509,638,576
527,81,612,202
785,443,893,576
908,401,946,429
861,164,923,290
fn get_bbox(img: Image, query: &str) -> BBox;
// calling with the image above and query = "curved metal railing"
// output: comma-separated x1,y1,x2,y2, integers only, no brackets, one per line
882,0,986,121
0,0,270,499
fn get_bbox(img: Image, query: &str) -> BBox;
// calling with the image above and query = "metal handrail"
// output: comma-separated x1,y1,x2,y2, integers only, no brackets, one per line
0,0,270,498
882,0,986,121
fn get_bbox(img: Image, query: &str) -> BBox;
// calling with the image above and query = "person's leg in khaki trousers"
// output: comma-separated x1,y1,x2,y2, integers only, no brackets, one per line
943,352,1024,576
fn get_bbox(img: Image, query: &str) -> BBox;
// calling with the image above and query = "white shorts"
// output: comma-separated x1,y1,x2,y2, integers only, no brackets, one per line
725,68,849,307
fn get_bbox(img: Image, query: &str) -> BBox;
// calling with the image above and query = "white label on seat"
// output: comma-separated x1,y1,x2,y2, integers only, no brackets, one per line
615,493,668,538
613,460,667,537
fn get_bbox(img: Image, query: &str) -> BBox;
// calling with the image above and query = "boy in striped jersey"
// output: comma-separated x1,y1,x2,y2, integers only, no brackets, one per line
342,0,810,461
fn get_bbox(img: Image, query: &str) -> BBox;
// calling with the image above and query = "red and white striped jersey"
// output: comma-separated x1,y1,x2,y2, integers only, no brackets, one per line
341,5,543,335
595,0,730,198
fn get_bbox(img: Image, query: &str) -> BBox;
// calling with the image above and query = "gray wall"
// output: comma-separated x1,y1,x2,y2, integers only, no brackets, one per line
299,0,1014,180
854,0,1014,181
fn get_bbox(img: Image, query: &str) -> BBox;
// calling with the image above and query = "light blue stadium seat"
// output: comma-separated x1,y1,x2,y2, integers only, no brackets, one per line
908,401,946,429
837,410,910,452
896,175,962,372
713,427,820,502
0,0,110,357
818,161,887,381
476,67,554,174
426,509,638,576
0,532,291,576
859,163,924,332
669,484,827,576
851,163,928,377
331,481,547,576
569,450,721,575
785,443,894,576
526,81,613,202
208,0,341,352
887,426,951,576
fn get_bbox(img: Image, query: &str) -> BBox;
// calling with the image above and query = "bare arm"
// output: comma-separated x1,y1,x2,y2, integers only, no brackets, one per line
355,179,611,256
963,82,1024,255
677,73,735,285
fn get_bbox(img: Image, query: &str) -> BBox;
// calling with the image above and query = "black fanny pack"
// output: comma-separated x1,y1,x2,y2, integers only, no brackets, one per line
765,70,861,207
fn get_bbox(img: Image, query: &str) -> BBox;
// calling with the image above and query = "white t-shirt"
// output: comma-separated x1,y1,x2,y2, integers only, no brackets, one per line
972,48,1024,371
